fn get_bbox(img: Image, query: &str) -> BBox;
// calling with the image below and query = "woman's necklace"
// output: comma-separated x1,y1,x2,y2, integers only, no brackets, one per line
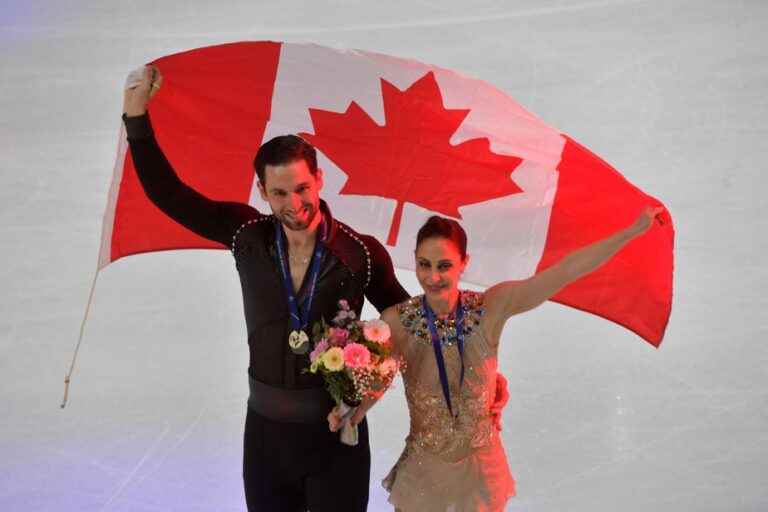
422,295,466,418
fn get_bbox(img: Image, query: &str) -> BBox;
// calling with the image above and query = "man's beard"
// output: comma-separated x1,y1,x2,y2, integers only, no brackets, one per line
277,203,319,231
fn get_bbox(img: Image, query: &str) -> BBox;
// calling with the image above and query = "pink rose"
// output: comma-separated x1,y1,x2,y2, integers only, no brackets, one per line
328,327,350,347
343,343,371,369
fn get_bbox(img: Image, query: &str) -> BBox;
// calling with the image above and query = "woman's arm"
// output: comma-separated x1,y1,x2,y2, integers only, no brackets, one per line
484,205,664,324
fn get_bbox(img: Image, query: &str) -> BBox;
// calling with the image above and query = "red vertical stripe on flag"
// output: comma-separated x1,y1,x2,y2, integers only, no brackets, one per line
109,42,282,262
537,136,674,346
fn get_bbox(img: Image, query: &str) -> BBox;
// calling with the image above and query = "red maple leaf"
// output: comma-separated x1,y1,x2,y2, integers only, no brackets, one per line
300,71,524,246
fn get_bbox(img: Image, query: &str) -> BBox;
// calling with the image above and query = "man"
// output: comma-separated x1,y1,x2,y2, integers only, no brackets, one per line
122,66,507,511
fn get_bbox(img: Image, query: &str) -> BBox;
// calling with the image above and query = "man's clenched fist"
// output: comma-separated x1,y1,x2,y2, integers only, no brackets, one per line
123,65,162,117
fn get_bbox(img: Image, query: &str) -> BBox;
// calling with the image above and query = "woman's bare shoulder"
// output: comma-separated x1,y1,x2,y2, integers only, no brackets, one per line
381,303,405,332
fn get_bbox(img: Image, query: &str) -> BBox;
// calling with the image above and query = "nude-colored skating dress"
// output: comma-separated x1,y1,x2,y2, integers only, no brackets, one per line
383,291,515,512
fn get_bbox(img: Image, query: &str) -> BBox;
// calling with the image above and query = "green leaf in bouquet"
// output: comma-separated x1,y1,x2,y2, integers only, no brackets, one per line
312,317,329,343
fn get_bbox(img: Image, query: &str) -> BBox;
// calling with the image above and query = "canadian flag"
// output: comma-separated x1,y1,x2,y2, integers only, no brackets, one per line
101,41,674,346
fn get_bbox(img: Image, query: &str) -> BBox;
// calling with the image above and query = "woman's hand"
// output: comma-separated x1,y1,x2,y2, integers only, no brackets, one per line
327,406,344,432
327,392,384,433
629,205,666,237
489,372,510,431
348,393,382,427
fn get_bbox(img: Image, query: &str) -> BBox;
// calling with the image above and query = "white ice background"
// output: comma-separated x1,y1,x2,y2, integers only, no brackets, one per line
1,1,766,511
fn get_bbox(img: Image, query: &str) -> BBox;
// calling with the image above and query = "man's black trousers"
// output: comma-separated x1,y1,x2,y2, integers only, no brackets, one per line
243,408,370,511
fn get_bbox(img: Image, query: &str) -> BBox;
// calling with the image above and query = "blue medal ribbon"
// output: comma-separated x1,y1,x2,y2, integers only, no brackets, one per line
274,216,326,352
422,294,465,418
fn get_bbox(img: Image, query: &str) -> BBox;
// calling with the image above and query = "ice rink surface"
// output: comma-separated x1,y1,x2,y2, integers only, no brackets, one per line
2,1,767,510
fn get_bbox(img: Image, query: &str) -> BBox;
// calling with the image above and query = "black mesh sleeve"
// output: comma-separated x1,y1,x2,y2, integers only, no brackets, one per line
123,112,260,247
361,234,410,312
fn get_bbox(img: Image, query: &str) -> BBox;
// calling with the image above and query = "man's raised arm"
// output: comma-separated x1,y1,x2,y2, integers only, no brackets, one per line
123,66,259,247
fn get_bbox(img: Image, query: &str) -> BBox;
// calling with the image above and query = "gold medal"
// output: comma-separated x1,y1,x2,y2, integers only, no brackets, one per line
288,329,310,354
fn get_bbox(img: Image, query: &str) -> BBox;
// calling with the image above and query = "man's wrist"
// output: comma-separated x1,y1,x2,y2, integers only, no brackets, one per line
122,112,154,140
123,107,147,118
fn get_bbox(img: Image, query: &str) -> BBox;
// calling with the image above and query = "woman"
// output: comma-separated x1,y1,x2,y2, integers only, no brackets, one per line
331,205,663,511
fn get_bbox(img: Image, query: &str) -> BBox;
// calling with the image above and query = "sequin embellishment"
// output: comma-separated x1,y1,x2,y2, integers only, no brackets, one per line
397,291,485,347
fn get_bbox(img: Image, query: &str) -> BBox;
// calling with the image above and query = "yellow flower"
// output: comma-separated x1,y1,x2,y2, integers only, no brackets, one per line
323,347,345,372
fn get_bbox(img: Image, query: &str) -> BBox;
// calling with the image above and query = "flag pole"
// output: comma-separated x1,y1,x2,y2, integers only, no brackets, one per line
61,267,101,409
61,118,127,408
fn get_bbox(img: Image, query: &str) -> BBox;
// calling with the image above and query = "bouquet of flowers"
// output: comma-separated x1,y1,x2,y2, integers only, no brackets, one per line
307,299,403,445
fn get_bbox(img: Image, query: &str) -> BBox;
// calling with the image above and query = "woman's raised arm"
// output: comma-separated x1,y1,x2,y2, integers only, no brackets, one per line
484,205,665,325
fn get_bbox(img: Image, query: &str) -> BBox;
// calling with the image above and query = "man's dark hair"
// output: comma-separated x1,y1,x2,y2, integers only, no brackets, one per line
416,215,468,260
253,135,318,184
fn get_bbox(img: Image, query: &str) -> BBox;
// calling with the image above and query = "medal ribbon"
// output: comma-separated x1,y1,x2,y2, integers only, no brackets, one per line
274,217,326,336
422,295,465,418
